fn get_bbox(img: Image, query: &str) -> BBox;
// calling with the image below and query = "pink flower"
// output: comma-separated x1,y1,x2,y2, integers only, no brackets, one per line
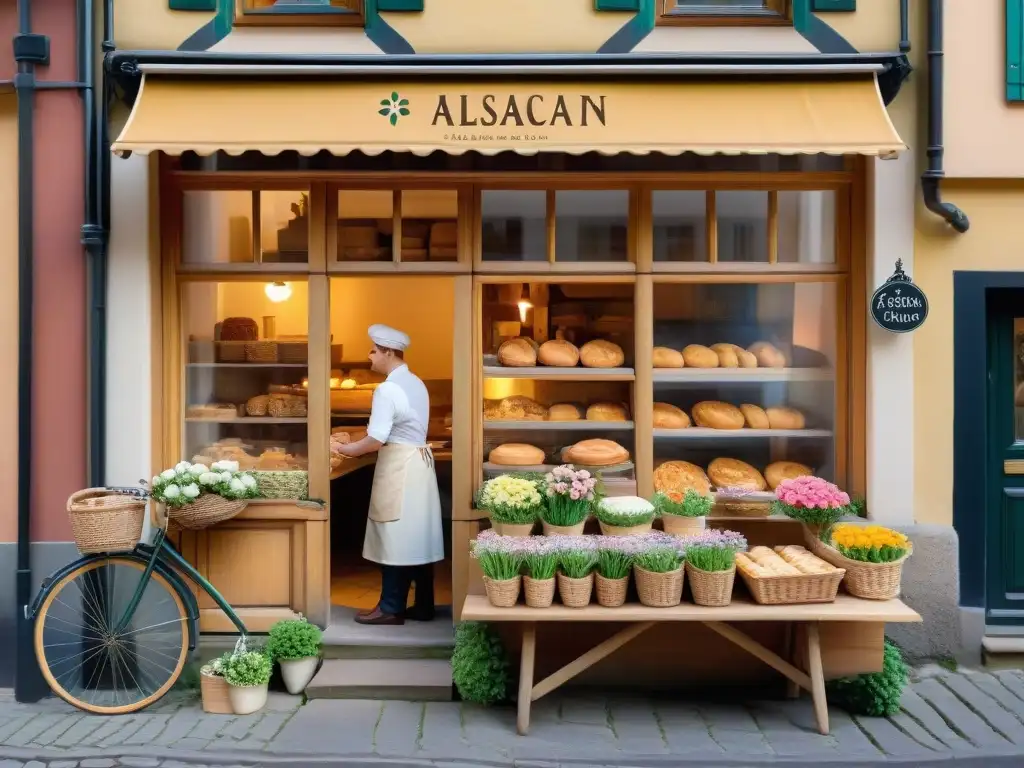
775,476,850,510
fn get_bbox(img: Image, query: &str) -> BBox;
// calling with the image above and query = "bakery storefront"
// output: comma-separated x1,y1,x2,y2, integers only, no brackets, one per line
111,69,903,642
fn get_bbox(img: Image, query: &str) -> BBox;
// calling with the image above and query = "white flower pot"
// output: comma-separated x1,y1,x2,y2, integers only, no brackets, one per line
227,681,269,715
279,656,319,694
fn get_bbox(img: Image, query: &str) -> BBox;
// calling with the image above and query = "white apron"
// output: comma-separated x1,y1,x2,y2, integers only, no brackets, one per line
363,443,445,566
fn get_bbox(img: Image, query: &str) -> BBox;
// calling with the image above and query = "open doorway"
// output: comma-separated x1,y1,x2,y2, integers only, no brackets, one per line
327,276,455,620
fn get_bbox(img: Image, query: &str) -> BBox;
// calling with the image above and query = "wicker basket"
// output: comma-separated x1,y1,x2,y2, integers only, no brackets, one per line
523,576,556,608
634,566,684,607
67,489,146,554
245,341,278,363
711,499,771,518
483,575,521,607
686,563,735,607
217,341,248,363
804,530,911,600
200,671,233,714
168,495,247,531
278,342,308,364
268,395,307,418
595,573,629,607
542,520,586,536
557,572,594,608
737,566,845,605
661,515,706,536
598,520,653,537
253,471,308,500
493,522,535,537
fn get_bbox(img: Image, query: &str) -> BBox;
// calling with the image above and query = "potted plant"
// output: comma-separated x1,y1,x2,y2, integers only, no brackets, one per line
477,474,544,536
595,537,634,607
267,616,323,694
595,495,655,536
471,530,523,607
656,489,713,536
199,652,233,714
540,465,597,536
224,647,273,715
150,460,260,531
772,475,852,542
683,530,747,607
633,533,685,608
823,523,913,600
556,536,597,608
521,536,558,608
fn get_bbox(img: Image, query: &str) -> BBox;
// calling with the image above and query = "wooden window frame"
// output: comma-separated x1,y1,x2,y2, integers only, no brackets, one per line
234,0,364,27
658,0,791,26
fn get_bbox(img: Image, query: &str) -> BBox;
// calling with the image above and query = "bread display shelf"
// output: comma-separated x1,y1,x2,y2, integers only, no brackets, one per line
483,365,635,381
187,363,308,369
653,368,833,384
653,428,832,439
484,420,635,431
185,417,308,424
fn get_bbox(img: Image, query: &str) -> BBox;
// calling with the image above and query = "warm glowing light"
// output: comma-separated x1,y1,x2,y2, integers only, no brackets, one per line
517,299,532,323
265,281,292,302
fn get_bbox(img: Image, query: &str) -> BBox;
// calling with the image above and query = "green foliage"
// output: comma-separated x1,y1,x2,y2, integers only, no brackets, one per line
451,622,511,705
559,548,598,579
596,548,632,580
835,543,908,563
772,500,849,540
224,650,273,688
634,546,684,573
524,551,558,580
476,550,523,581
827,640,908,717
267,616,323,661
655,489,713,518
685,545,735,573
200,651,232,678
542,496,591,527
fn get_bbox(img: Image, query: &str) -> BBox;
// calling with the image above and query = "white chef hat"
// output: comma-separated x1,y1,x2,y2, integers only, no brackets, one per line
368,324,410,351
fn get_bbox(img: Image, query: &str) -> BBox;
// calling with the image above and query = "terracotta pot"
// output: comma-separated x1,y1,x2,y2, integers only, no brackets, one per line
542,521,586,536
483,575,521,607
493,521,535,537
523,576,556,608
661,514,705,536
598,520,654,537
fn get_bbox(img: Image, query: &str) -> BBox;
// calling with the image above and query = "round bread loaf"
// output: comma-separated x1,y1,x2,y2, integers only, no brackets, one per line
748,341,787,369
489,443,545,466
692,401,745,430
566,439,629,467
538,339,580,367
707,458,767,491
766,406,806,430
483,400,502,420
586,402,629,421
739,404,770,430
547,403,582,421
654,460,711,495
498,338,537,367
653,346,684,368
682,344,719,368
735,346,759,368
517,336,540,351
765,460,813,490
499,395,548,421
711,343,739,368
653,402,691,429
580,339,625,368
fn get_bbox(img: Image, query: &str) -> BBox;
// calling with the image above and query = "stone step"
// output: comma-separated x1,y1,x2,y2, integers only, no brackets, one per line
982,635,1024,669
322,641,452,660
306,658,453,701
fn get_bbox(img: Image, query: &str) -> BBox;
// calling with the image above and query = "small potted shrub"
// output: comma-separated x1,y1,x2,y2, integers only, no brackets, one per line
595,536,634,607
633,532,685,608
772,475,852,541
471,530,524,607
224,648,273,715
199,652,232,714
267,616,323,694
521,536,558,608
556,536,598,608
825,523,913,600
477,474,543,536
656,489,713,536
683,530,747,607
540,465,596,536
595,495,655,536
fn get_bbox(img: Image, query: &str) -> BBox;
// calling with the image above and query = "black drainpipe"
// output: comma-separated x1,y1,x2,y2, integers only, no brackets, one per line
922,0,969,232
899,0,910,54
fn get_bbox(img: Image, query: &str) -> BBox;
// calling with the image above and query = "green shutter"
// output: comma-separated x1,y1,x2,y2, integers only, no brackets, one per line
377,0,424,10
812,0,855,11
596,0,640,11
1009,0,1024,101
170,0,216,9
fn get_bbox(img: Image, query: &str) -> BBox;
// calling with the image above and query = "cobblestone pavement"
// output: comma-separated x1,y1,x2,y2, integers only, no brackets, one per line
2,667,1024,767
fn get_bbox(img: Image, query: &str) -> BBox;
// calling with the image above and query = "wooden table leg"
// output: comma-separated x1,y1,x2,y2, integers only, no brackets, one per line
784,623,801,699
805,622,829,735
517,622,537,736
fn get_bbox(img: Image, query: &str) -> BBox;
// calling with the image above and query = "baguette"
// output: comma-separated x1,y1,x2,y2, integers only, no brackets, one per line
746,546,802,576
773,545,835,575
735,553,771,578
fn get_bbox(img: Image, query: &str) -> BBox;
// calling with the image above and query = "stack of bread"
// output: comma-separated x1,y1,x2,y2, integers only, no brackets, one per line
651,400,807,431
655,458,812,494
735,545,837,577
482,397,631,422
652,341,788,369
497,338,627,369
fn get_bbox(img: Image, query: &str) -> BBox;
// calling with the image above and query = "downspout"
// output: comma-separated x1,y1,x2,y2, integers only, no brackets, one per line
922,0,969,232
899,0,910,54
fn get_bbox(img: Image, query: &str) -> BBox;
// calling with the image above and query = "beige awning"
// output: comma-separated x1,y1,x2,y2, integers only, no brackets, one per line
112,74,904,157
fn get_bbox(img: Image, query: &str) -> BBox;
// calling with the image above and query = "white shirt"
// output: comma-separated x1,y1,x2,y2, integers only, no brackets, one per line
365,364,430,445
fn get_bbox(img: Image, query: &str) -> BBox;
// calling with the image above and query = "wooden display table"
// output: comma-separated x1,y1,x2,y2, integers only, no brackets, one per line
462,594,921,737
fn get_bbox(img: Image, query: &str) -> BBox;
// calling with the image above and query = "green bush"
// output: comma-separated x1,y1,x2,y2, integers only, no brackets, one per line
452,622,510,705
267,616,323,661
224,650,273,688
827,639,908,716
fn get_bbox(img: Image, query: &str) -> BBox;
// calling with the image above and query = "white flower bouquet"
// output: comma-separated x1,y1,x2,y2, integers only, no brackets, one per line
150,460,260,508
478,475,544,525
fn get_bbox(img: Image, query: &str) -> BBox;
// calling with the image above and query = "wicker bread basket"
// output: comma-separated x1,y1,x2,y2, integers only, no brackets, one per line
803,527,911,601
523,576,556,608
268,395,307,418
483,576,521,608
252,470,308,500
167,495,247,531
634,566,684,607
278,341,308,364
67,489,146,554
711,491,773,518
737,566,844,605
245,341,278,363
686,563,735,607
217,341,248,363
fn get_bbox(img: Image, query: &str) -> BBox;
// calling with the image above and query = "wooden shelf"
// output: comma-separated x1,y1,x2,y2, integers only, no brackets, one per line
185,417,308,424
653,368,833,384
654,428,832,439
483,366,635,381
484,420,635,431
187,363,308,369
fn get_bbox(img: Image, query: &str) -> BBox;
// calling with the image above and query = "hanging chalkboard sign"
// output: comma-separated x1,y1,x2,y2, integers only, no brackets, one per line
870,259,928,334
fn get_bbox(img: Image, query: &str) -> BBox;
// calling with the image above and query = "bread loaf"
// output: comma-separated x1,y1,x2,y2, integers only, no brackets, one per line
707,458,767,491
483,400,502,420
489,443,545,466
748,341,787,368
773,545,835,574
766,406,806,430
498,338,537,367
739,404,770,430
565,439,629,467
580,339,625,368
653,402,691,429
734,345,759,368
586,402,629,421
547,403,582,421
692,401,745,430
498,395,547,421
653,347,684,368
654,460,711,495
538,339,580,367
764,461,813,490
746,547,802,576
711,343,739,368
682,344,719,368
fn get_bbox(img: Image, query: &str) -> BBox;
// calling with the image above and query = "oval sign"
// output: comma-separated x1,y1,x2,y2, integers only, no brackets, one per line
870,280,929,334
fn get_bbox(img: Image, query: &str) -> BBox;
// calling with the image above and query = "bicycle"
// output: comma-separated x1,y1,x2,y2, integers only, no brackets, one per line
29,486,249,715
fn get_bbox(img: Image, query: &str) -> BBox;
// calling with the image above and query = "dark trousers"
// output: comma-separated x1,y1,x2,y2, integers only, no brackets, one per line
378,563,435,616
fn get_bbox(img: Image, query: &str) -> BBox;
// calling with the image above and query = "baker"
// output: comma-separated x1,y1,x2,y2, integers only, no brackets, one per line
332,324,444,625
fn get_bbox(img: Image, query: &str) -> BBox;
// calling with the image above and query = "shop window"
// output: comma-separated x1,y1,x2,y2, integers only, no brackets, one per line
777,191,837,264
181,190,309,265
399,190,459,263
653,191,707,263
181,281,310,471
716,191,769,263
555,191,630,263
659,0,790,23
235,0,363,26
336,190,394,263
334,189,461,264
652,280,839,487
480,191,547,262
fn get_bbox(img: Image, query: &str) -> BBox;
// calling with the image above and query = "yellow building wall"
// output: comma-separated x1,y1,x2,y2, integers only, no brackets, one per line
0,95,18,543
114,0,212,51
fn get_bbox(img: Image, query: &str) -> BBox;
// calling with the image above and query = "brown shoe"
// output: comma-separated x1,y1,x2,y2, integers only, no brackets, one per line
354,607,404,625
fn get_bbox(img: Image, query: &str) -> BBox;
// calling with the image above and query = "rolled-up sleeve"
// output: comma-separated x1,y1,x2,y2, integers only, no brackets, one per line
366,385,396,444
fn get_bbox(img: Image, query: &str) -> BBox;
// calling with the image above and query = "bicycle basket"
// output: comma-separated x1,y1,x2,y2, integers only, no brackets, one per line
67,488,146,554
167,494,247,531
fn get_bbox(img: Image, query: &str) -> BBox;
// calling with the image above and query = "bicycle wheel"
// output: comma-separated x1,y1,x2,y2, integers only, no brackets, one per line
34,556,189,714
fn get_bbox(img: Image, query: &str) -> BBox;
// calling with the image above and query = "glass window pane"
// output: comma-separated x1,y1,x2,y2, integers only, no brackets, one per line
260,190,309,264
777,191,837,265
481,190,547,262
401,190,458,263
555,190,629,262
653,191,707,262
337,190,393,262
716,191,768,263
183,281,309,470
182,190,255,265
